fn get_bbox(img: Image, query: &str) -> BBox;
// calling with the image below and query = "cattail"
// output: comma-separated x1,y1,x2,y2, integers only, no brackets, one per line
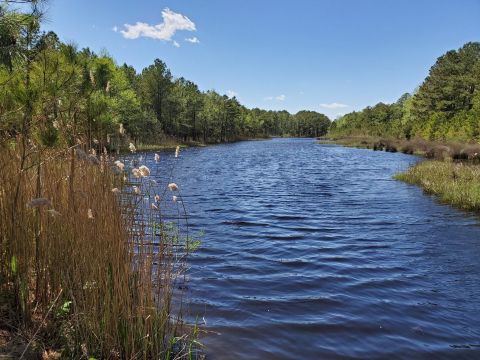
175,145,180,158
105,80,110,93
114,160,125,171
107,134,111,144
47,209,61,217
119,123,125,135
90,148,96,156
172,195,177,202
154,194,160,202
154,153,160,162
139,165,150,177
132,168,141,178
93,138,99,144
111,188,121,194
168,183,178,191
27,198,52,208
52,120,60,129
133,186,141,195
103,147,108,155
151,203,158,210
129,142,136,153
87,209,94,219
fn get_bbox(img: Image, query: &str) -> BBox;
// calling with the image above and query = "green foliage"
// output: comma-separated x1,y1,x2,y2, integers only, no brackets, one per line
330,42,480,143
0,4,329,145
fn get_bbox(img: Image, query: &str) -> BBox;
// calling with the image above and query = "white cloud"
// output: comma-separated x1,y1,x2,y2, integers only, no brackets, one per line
120,8,196,42
319,102,349,109
226,90,238,98
112,25,118,32
185,36,200,44
265,94,286,101
173,40,180,48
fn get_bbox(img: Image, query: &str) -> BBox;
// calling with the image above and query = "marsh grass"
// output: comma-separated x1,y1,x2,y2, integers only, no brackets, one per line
323,136,480,161
0,139,198,358
395,160,480,211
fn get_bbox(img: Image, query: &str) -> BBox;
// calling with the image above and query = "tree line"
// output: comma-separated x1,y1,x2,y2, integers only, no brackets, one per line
329,42,480,142
0,2,331,149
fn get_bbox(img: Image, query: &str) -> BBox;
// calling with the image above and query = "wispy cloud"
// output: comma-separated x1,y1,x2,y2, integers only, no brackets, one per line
226,90,238,98
173,40,180,48
185,36,200,44
112,25,118,32
319,102,349,109
265,94,286,101
120,8,196,43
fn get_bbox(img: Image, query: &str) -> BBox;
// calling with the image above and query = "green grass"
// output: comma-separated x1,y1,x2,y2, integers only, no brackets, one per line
395,160,480,211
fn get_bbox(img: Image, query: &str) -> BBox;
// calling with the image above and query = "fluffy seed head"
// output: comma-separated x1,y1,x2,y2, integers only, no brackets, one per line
114,160,125,171
132,168,141,178
154,153,160,162
168,183,178,191
129,142,136,153
175,146,180,158
139,165,150,177
87,209,94,219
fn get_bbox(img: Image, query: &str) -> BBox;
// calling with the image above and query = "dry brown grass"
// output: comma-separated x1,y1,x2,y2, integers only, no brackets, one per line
0,138,197,359
325,136,480,161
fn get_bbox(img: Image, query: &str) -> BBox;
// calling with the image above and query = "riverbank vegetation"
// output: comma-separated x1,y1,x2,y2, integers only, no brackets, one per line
327,42,480,212
395,161,480,211
0,1,200,358
0,142,197,358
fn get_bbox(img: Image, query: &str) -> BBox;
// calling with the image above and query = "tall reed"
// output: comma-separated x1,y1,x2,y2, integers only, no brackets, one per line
0,138,196,358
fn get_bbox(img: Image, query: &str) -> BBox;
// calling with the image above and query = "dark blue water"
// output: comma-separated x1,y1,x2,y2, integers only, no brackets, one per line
149,138,480,359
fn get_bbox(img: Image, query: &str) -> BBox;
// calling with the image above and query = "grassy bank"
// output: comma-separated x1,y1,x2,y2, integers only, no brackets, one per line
395,160,480,212
0,142,196,358
321,136,480,161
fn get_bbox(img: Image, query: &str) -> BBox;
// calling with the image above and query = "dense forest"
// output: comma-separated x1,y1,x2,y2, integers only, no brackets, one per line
0,2,330,149
330,42,480,142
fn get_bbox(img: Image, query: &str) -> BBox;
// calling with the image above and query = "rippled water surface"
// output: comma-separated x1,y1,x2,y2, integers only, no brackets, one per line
150,138,480,359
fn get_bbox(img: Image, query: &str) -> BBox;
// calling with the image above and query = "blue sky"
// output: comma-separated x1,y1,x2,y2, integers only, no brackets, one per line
43,0,480,119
